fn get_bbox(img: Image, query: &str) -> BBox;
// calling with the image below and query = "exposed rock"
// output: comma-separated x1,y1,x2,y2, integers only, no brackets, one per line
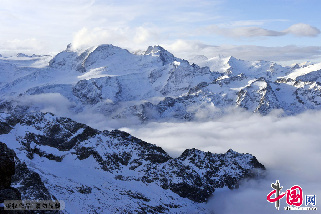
12,161,53,200
0,122,12,135
0,141,57,213
0,142,16,189
0,142,22,213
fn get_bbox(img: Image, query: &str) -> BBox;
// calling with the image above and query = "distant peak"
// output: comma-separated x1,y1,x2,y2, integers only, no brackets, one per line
179,148,203,157
290,61,313,70
64,43,119,53
191,55,208,61
291,63,300,69
132,49,146,55
144,45,175,65
96,44,118,48
226,148,235,153
15,53,45,58
16,53,30,57
92,44,125,54
227,56,238,62
66,43,73,51
144,45,167,55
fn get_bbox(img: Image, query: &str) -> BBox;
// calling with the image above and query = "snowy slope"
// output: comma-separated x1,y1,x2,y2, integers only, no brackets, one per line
0,112,264,213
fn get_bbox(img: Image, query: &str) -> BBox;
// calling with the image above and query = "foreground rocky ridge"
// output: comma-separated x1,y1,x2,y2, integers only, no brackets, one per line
0,142,22,210
0,111,265,213
0,142,56,214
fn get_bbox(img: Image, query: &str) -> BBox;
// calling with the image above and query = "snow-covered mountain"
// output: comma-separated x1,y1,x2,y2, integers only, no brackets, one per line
0,111,264,213
0,43,320,213
1,44,321,126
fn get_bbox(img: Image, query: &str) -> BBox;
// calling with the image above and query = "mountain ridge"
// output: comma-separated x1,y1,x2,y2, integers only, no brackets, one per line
0,111,265,213
1,43,320,126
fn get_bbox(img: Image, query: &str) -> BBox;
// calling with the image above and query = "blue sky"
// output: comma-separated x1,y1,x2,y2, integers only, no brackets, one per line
0,0,320,64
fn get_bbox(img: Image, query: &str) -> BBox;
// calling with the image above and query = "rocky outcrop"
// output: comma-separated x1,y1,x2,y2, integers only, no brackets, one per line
131,148,265,202
11,161,53,201
0,141,56,213
0,142,20,195
0,142,22,213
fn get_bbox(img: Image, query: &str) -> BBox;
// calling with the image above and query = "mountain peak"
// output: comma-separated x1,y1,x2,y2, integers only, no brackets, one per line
190,55,208,62
144,45,166,55
226,148,236,154
16,53,31,58
227,56,239,64
95,44,121,50
66,43,73,51
145,45,175,65
87,44,127,58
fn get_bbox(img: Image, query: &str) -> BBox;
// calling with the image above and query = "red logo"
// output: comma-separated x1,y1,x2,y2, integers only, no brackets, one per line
267,180,303,210
286,185,303,206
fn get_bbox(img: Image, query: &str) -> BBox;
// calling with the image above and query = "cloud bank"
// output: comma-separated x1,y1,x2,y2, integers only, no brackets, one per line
207,23,320,38
166,40,321,64
121,110,321,213
17,93,138,131
19,93,72,114
72,26,161,51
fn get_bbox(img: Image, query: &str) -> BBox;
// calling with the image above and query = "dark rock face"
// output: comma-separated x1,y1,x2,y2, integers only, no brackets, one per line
136,148,265,202
0,188,21,205
72,79,103,105
0,141,56,214
12,162,53,201
0,141,22,214
0,142,16,189
0,188,22,214
15,112,99,151
0,141,53,203
0,122,12,135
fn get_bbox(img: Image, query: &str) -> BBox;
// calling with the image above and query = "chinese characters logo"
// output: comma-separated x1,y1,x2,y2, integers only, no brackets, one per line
267,180,317,211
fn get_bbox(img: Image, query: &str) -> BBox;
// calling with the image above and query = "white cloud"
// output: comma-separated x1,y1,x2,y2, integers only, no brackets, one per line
72,26,162,51
121,110,321,213
0,0,222,53
16,93,141,131
0,38,48,55
19,93,73,114
207,25,285,37
224,19,288,27
165,40,321,64
72,27,127,49
134,26,159,44
285,23,321,37
207,23,320,38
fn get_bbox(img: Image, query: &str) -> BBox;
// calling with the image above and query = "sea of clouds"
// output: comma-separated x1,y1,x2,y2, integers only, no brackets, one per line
121,110,321,213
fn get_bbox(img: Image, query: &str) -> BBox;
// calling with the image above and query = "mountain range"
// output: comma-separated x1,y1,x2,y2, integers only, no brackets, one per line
1,44,321,124
0,43,320,213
